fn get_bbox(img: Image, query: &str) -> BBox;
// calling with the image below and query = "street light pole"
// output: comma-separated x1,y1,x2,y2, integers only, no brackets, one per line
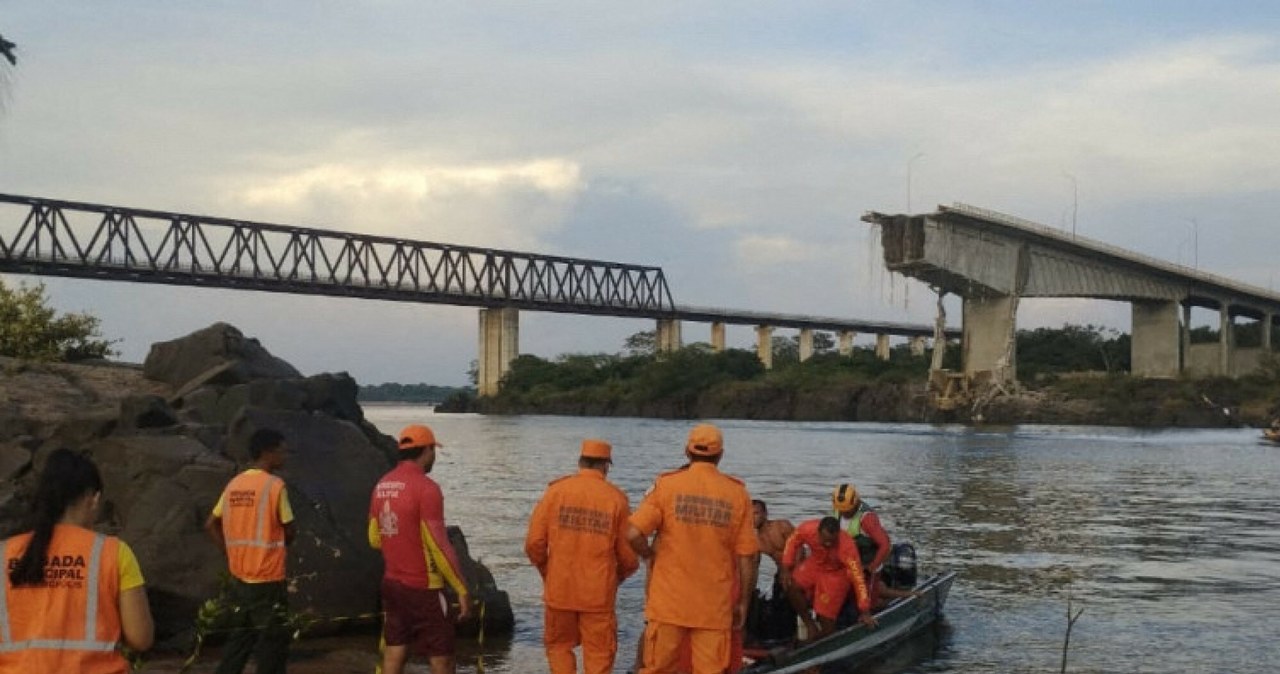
1062,171,1078,238
1185,218,1199,272
907,153,925,212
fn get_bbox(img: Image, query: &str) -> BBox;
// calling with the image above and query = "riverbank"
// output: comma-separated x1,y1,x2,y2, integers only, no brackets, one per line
466,373,1279,428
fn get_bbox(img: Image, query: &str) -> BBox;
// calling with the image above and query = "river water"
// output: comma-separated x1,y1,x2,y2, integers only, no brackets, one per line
362,406,1280,674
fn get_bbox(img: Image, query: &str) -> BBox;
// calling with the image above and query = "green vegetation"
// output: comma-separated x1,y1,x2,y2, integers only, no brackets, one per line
1016,324,1130,383
0,280,116,361
457,324,1280,426
475,332,940,419
357,382,474,403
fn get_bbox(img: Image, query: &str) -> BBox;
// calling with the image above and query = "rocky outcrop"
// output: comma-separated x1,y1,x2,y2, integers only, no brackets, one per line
0,325,513,641
143,322,301,388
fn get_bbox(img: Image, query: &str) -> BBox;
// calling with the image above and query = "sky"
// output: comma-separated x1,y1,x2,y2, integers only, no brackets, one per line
2,2,1279,386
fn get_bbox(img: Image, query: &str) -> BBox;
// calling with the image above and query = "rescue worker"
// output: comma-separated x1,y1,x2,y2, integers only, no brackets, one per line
525,439,639,674
831,483,891,579
1,448,154,673
205,428,295,674
369,424,472,674
780,516,875,641
627,423,759,674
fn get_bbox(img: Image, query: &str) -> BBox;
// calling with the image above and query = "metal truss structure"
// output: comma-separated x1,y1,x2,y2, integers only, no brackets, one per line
0,194,675,317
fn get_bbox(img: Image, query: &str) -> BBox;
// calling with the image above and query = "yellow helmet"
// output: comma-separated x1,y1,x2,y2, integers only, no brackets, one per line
832,483,859,512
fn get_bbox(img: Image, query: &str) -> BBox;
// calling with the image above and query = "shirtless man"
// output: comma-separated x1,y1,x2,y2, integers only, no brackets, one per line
752,500,793,577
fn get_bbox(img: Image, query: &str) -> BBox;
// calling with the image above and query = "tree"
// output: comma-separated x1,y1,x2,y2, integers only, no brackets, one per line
623,330,657,357
0,33,15,67
0,280,116,361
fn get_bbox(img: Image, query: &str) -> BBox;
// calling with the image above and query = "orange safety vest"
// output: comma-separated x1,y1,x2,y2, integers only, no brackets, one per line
221,470,288,582
0,526,126,674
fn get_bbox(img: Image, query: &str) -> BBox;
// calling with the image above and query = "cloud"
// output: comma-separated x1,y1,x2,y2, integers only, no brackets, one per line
734,234,824,266
228,159,585,250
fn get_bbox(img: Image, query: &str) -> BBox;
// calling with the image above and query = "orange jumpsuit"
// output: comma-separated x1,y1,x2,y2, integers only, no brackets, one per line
782,519,870,621
630,463,758,674
526,469,639,674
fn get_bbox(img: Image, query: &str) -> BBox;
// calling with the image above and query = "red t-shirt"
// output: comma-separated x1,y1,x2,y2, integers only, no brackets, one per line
368,462,468,595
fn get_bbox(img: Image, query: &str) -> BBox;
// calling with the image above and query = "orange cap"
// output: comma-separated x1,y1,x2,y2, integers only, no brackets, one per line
398,424,441,450
580,439,613,462
686,423,723,456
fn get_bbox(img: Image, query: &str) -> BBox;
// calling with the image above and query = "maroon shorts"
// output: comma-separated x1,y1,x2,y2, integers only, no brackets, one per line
381,578,456,657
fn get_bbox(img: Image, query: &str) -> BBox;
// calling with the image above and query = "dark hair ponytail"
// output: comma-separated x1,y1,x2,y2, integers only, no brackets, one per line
9,449,104,587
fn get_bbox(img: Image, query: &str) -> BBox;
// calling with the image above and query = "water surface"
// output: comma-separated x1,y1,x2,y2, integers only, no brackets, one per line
363,407,1280,673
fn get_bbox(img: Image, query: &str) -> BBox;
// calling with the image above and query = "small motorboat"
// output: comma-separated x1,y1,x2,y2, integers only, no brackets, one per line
740,570,956,674
1263,428,1280,445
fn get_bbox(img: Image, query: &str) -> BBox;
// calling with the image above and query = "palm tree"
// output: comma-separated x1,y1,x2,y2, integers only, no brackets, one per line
0,33,15,66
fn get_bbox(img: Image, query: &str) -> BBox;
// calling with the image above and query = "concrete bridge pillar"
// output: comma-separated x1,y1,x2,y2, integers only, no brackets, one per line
1264,313,1274,352
710,321,726,353
875,334,891,361
1131,300,1181,378
756,325,774,369
656,319,682,353
962,295,1017,381
1219,304,1233,376
909,336,927,357
1181,303,1192,373
477,307,519,397
798,328,814,362
838,331,856,356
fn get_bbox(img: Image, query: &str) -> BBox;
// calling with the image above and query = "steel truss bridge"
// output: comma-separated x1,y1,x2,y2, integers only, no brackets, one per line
0,193,953,338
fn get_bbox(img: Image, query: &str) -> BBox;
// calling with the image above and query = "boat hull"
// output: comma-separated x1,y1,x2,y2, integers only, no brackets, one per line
741,571,957,674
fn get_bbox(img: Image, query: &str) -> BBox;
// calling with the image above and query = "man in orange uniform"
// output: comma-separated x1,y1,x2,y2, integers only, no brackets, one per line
369,424,472,674
780,517,875,641
525,439,639,674
206,428,296,674
627,423,759,674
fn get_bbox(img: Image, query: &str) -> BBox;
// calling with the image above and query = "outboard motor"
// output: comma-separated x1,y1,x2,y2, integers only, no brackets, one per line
881,542,918,589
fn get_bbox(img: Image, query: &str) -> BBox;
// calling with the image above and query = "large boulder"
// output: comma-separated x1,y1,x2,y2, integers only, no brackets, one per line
144,323,301,388
0,324,513,642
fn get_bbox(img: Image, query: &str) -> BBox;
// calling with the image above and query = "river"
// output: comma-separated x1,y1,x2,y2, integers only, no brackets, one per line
362,405,1280,673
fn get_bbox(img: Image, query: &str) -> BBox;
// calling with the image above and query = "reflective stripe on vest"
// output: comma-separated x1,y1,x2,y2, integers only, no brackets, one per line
225,475,285,550
0,533,119,654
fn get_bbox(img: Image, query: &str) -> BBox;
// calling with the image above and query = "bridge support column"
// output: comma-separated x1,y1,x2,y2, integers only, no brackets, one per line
756,326,774,369
1219,304,1233,376
799,329,814,362
710,322,726,352
1131,300,1180,378
1181,303,1192,373
962,295,1017,381
909,336,926,357
477,307,519,397
875,334,891,361
838,331,856,356
1264,313,1273,352
656,319,682,353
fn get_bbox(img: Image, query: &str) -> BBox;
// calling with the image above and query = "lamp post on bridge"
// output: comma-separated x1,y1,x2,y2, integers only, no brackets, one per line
1184,218,1199,272
1062,171,1078,238
907,152,925,212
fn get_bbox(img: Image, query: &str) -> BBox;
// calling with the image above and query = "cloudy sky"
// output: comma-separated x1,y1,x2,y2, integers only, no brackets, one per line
3,2,1279,385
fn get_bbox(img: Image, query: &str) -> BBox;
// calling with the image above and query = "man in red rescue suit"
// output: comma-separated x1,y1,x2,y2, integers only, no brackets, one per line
525,439,639,674
780,516,876,641
369,424,472,674
206,428,296,674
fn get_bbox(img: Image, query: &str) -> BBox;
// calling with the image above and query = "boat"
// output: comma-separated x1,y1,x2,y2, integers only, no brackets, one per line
1264,428,1280,444
740,571,957,674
